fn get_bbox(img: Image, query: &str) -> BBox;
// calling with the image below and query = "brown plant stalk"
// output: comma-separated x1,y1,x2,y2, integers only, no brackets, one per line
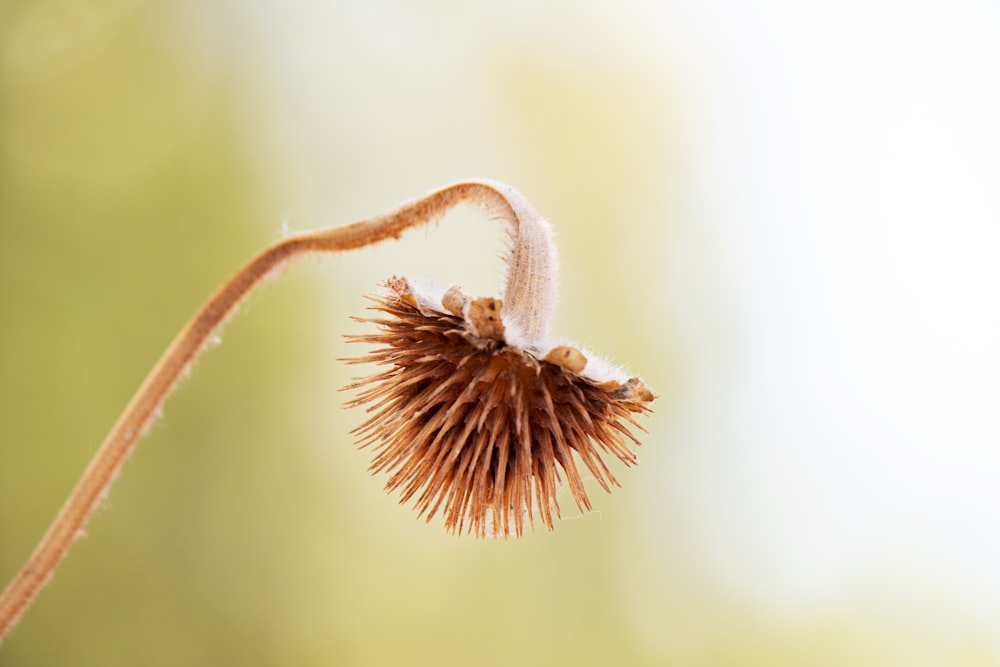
0,180,655,645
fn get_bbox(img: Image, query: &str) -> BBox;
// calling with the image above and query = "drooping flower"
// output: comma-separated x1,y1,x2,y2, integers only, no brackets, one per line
0,180,658,643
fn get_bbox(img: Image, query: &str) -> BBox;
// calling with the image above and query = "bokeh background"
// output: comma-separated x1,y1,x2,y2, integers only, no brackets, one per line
2,1,999,665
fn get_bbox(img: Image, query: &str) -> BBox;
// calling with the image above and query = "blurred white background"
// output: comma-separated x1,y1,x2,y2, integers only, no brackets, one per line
2,0,999,664
254,0,1000,656
234,0,1000,621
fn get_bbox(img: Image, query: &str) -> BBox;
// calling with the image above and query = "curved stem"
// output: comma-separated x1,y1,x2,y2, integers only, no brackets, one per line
0,180,556,644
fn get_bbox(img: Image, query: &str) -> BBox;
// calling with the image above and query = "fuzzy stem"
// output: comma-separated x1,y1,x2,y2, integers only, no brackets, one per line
0,180,556,644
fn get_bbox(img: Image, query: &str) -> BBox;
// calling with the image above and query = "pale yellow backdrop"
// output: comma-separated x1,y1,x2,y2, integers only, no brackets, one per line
1,1,998,665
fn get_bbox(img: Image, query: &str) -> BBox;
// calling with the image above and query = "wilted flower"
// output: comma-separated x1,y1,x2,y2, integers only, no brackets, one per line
0,180,657,644
343,185,655,537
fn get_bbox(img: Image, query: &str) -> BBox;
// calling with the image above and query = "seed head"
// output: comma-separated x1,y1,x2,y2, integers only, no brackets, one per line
343,277,656,537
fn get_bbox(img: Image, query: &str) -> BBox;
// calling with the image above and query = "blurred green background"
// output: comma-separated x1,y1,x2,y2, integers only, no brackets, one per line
2,1,999,665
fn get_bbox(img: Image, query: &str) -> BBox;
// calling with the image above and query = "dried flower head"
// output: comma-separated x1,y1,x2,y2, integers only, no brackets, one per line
344,279,655,537
344,192,656,537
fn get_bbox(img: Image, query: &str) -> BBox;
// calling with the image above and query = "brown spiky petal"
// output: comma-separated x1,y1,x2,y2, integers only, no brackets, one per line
342,278,655,538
